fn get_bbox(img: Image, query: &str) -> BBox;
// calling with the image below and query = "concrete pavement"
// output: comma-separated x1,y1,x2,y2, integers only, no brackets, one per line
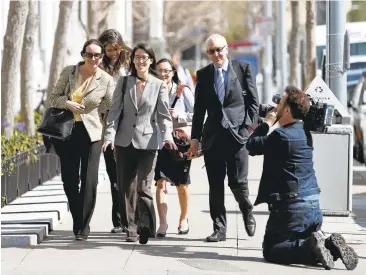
1,156,366,275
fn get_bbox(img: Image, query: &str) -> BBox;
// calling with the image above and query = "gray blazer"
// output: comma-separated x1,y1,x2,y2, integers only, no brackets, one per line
104,74,173,150
49,65,115,142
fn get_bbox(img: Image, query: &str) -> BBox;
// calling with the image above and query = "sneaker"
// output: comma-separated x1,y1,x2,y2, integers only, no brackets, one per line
111,226,124,233
325,233,358,270
309,232,334,270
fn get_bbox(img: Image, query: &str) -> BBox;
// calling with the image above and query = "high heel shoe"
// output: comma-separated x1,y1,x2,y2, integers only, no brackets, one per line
178,219,189,235
156,224,168,237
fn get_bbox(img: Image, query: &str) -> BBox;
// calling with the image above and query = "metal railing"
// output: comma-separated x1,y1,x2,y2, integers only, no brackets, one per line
1,145,61,207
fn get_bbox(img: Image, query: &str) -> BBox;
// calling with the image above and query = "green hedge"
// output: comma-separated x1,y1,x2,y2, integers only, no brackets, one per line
1,112,43,174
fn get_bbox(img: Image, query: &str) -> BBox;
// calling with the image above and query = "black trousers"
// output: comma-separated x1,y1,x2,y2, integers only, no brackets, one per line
203,128,252,233
114,144,157,238
103,146,121,227
53,122,102,236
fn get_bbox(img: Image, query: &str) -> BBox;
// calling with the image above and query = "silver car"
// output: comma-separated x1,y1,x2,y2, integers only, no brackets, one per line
349,72,366,164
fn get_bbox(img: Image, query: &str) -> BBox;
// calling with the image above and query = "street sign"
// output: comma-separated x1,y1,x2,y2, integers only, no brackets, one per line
305,76,350,120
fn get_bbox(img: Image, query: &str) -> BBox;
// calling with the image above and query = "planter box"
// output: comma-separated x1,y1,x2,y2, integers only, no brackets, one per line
1,145,60,208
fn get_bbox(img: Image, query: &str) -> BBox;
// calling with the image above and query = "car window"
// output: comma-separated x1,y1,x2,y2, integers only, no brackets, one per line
350,62,366,70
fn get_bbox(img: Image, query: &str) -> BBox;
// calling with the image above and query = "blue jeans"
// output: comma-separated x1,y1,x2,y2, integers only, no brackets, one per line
262,200,323,265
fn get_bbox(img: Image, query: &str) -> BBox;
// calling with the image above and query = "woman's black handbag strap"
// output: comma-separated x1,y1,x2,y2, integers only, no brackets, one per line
116,76,128,131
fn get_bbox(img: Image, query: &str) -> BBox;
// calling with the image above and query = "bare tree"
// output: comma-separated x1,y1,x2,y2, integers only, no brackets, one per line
1,1,28,138
46,0,75,107
163,1,226,54
289,1,300,86
87,1,99,39
305,0,317,87
98,1,114,36
21,1,39,136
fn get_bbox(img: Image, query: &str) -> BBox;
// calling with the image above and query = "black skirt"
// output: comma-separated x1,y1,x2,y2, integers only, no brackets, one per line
154,147,191,186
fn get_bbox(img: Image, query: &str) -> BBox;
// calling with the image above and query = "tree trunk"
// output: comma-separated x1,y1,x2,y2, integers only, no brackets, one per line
305,0,316,87
1,1,28,138
21,1,39,137
46,0,74,107
98,1,113,36
88,1,99,39
289,1,300,87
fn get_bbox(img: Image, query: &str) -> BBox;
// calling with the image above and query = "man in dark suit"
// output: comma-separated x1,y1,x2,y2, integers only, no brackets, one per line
188,34,259,242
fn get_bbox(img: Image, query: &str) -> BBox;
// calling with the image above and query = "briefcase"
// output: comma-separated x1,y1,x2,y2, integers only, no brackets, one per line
37,107,75,141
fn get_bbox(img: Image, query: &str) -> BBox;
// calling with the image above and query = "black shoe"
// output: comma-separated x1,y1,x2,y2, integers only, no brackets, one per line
126,236,138,242
206,231,226,242
157,224,168,238
309,232,334,270
243,210,256,237
111,226,124,233
325,233,358,270
139,226,151,244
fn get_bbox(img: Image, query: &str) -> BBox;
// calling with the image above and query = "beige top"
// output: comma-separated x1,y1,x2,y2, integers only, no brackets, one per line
71,71,94,121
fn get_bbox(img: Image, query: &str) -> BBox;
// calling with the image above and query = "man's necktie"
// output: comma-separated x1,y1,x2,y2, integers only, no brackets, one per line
216,68,225,104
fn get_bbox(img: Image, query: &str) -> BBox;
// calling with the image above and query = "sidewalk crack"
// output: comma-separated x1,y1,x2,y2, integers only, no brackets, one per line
14,248,34,271
123,244,136,270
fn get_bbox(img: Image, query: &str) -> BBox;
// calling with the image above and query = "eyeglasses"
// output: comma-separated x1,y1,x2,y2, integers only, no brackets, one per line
206,45,227,55
158,69,174,74
134,55,150,62
84,52,103,59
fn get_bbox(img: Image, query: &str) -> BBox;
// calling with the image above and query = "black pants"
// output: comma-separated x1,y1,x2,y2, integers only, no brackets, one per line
53,122,102,236
114,144,157,237
103,146,121,227
203,129,252,233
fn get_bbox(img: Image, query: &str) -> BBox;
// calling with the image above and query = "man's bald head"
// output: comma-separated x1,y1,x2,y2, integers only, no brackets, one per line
205,34,228,67
205,34,228,50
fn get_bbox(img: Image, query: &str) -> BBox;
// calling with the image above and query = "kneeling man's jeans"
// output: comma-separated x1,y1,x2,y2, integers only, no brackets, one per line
262,200,322,265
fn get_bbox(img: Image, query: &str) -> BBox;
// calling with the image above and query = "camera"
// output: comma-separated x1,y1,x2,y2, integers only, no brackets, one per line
270,94,335,133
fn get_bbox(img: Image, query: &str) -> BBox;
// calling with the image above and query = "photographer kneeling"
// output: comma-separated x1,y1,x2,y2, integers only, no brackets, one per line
246,86,358,270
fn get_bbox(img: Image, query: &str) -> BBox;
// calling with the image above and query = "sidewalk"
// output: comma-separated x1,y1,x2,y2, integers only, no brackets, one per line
1,156,366,275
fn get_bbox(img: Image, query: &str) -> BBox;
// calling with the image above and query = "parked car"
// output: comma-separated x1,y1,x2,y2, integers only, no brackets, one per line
348,72,366,164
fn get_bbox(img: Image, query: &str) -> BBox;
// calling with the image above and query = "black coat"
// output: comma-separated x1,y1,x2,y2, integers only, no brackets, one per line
191,59,259,150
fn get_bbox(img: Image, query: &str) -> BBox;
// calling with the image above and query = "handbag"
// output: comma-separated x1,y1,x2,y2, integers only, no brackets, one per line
37,107,75,141
166,84,204,161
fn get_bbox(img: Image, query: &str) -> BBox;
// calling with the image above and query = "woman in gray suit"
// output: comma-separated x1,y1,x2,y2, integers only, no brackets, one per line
49,39,115,240
102,43,176,244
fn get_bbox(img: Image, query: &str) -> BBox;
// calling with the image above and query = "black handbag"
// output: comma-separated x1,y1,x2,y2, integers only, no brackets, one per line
37,107,75,141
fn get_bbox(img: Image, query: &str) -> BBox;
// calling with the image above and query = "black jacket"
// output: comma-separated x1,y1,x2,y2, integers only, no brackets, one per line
191,60,259,150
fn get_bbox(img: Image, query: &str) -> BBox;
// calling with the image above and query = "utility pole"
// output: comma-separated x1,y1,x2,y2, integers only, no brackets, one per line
276,0,288,92
262,0,273,104
326,0,347,107
149,0,165,59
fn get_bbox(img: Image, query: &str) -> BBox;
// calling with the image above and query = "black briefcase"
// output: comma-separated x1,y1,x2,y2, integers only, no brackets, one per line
37,107,75,140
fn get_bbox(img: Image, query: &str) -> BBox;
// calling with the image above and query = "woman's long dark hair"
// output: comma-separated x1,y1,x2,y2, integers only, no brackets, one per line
98,29,131,76
129,43,158,78
157,58,180,85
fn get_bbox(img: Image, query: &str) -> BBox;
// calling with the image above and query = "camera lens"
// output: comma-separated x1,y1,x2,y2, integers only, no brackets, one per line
272,94,283,104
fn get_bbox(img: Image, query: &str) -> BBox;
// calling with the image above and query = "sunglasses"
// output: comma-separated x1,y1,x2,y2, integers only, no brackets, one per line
206,45,227,55
84,52,103,59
